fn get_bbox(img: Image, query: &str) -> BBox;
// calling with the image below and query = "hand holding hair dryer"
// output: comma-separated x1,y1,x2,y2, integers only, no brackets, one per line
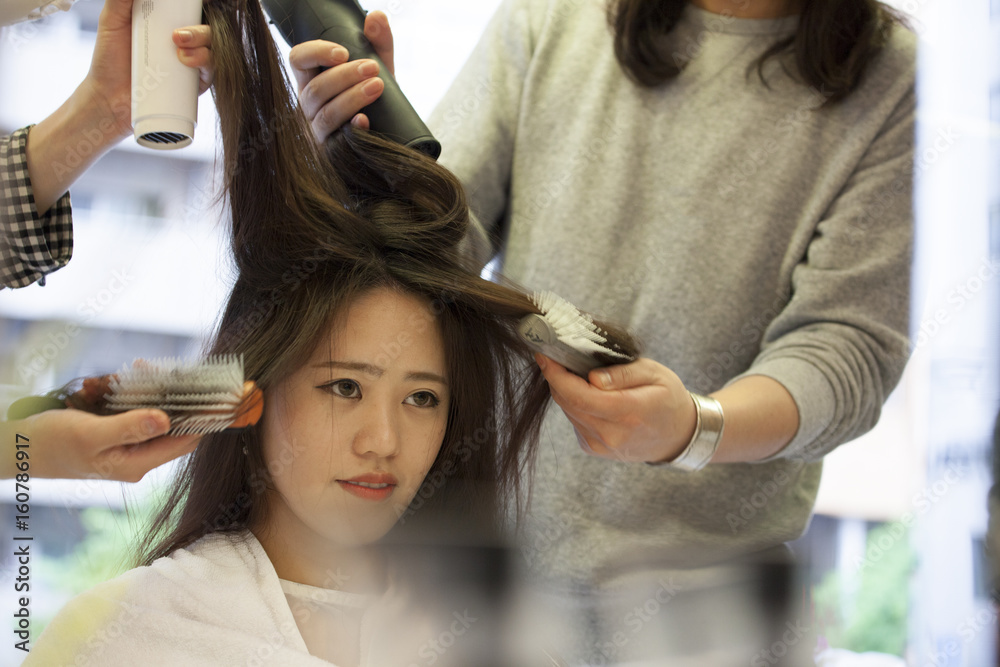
261,0,442,159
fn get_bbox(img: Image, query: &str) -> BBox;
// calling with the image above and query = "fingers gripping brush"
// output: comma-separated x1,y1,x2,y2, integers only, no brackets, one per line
261,0,442,159
6,356,264,436
519,292,635,378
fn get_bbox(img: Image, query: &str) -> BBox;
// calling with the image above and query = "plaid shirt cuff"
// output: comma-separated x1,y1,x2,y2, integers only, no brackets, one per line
1,125,73,289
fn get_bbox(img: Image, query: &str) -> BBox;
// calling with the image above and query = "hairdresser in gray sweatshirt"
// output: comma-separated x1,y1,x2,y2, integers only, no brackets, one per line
293,0,913,601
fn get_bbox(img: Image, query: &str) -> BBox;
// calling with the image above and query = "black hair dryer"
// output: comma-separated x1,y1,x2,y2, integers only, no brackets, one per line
261,0,441,160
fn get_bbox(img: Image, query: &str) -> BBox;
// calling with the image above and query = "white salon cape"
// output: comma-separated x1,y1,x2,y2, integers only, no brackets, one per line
0,0,76,27
23,531,426,666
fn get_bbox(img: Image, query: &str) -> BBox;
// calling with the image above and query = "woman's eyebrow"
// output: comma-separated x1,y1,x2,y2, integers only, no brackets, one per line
406,371,448,385
312,361,447,385
311,360,384,376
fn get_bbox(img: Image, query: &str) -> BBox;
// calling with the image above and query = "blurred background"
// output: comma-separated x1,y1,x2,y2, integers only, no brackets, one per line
0,0,997,665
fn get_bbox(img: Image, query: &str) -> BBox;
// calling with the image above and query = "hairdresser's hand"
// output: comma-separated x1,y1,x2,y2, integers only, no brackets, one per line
535,355,698,464
0,410,200,482
174,24,215,94
82,0,212,139
289,10,395,143
78,0,140,142
28,0,212,214
26,0,134,213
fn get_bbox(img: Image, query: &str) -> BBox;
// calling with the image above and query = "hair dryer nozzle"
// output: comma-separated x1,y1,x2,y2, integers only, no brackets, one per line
261,0,441,159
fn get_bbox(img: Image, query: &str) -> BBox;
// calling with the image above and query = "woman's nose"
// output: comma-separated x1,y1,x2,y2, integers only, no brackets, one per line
351,398,401,458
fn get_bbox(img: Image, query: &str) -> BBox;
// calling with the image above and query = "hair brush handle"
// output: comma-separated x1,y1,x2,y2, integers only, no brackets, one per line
261,0,442,159
5,375,111,420
6,395,68,421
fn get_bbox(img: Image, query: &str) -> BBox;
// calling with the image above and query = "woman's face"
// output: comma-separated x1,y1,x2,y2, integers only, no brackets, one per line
259,287,449,552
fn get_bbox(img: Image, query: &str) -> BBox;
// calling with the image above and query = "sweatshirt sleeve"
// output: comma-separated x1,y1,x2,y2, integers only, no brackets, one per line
428,0,540,267
734,71,916,462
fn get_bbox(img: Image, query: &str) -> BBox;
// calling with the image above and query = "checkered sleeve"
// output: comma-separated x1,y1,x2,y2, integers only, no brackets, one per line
1,126,73,289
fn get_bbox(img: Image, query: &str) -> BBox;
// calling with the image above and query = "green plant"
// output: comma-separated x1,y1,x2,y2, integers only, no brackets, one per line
812,522,915,656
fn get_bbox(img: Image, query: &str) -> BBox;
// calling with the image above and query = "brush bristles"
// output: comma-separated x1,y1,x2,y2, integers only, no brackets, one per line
529,291,630,360
105,355,251,435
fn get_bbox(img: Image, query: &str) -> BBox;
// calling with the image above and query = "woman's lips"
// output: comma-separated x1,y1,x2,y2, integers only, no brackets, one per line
337,473,397,501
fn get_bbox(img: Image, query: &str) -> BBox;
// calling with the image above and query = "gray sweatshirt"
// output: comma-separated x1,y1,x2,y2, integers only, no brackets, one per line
429,0,915,583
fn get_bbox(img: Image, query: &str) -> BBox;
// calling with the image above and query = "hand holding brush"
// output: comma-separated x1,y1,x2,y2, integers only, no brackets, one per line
2,356,263,481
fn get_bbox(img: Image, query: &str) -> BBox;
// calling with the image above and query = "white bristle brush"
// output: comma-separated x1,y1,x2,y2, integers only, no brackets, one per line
6,355,264,436
518,291,633,378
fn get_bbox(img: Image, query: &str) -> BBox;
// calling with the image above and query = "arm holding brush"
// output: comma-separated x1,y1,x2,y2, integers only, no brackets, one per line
535,355,799,466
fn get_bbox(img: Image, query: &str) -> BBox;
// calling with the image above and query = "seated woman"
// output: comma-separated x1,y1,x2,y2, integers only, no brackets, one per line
23,1,637,665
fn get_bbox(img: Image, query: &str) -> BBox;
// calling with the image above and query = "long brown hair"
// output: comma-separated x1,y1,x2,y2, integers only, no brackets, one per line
607,0,904,103
136,0,639,565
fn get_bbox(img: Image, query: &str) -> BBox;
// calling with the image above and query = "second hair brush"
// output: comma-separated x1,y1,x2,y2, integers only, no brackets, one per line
519,291,636,378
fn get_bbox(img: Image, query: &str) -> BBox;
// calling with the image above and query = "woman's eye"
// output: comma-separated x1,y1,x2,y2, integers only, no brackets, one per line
320,379,361,399
405,391,440,408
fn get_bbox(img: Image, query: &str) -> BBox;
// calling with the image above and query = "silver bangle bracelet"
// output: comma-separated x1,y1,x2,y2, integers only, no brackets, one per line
647,392,724,472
